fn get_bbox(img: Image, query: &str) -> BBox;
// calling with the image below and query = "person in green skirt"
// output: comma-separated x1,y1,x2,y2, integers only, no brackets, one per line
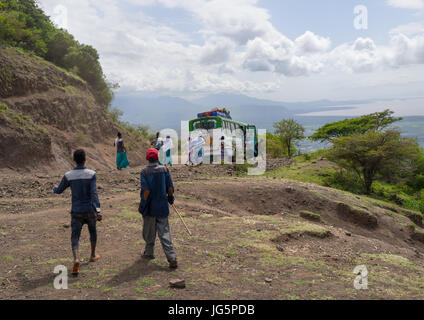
163,135,174,167
114,132,130,170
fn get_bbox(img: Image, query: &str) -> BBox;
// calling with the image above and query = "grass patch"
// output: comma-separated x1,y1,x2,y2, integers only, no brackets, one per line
137,277,155,286
0,107,49,137
222,289,234,297
294,280,315,287
154,290,173,297
101,285,116,293
280,221,331,239
97,268,118,278
74,279,99,289
360,254,420,271
224,247,239,256
299,211,321,221
181,195,197,201
2,255,18,261
266,154,424,215
119,209,141,220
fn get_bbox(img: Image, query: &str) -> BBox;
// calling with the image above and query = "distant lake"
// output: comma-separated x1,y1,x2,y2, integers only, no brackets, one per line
294,98,424,152
292,115,424,153
298,98,424,117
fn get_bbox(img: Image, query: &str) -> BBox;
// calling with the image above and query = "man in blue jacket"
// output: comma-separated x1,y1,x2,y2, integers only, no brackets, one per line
53,149,102,275
139,148,177,269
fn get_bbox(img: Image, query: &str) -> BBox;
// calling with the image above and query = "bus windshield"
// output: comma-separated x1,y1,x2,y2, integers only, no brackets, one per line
193,120,217,130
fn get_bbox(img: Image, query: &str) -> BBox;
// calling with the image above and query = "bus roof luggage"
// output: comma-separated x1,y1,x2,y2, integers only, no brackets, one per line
197,109,232,120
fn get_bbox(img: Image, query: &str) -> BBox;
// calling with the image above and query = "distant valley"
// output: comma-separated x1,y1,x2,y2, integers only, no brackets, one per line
112,93,424,150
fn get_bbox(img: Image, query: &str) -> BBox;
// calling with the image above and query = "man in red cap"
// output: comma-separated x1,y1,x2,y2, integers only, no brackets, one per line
138,148,178,268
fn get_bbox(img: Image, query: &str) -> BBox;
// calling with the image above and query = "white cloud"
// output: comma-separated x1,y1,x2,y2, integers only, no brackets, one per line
329,38,383,73
37,0,424,98
388,31,424,66
295,31,331,54
199,37,235,65
390,21,424,35
328,27,424,74
242,36,326,76
387,0,424,10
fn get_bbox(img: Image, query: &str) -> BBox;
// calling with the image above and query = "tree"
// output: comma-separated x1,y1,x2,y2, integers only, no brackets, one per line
0,0,114,108
63,44,112,107
266,133,287,158
273,119,305,157
45,29,75,66
327,129,421,194
310,110,402,143
407,151,424,191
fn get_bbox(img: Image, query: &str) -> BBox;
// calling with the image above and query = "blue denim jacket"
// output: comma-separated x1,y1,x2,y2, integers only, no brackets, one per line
139,162,174,217
53,166,101,214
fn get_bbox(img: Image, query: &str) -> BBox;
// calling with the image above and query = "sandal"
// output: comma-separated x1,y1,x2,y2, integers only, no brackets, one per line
89,255,101,262
72,262,80,276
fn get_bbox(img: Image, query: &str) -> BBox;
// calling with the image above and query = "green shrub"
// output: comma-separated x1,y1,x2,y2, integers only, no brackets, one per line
420,190,424,213
234,163,251,175
107,107,123,124
76,131,85,145
303,153,312,161
0,103,8,116
323,170,364,194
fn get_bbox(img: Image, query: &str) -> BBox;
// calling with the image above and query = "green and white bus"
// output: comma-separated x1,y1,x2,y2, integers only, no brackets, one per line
189,113,258,163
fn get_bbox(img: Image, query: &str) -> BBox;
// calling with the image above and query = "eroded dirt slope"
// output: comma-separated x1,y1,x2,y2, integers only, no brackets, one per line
0,46,147,171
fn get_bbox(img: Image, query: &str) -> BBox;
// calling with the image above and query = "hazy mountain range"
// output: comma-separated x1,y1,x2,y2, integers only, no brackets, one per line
112,92,366,132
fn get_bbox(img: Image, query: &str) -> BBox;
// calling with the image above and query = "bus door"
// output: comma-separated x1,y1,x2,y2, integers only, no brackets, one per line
247,125,258,157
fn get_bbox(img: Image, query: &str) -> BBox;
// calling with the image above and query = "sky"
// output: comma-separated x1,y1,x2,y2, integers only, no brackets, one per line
37,0,424,103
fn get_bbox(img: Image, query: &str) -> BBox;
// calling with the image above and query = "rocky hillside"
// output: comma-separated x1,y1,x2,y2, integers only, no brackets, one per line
0,46,148,171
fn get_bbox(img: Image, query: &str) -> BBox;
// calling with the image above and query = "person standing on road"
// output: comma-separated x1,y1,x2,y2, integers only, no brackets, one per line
190,135,206,166
53,149,102,276
151,132,160,149
114,132,130,170
138,148,178,269
163,135,174,167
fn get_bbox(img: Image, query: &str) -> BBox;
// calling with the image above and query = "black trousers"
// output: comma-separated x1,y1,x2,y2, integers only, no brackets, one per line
71,212,97,250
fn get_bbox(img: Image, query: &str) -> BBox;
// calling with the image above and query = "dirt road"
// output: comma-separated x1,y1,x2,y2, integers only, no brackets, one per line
1,164,424,300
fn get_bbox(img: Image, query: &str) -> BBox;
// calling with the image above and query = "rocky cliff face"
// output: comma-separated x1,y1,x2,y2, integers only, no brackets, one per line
0,46,147,171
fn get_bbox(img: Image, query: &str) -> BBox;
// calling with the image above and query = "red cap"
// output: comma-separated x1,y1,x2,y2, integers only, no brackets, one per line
146,148,159,161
